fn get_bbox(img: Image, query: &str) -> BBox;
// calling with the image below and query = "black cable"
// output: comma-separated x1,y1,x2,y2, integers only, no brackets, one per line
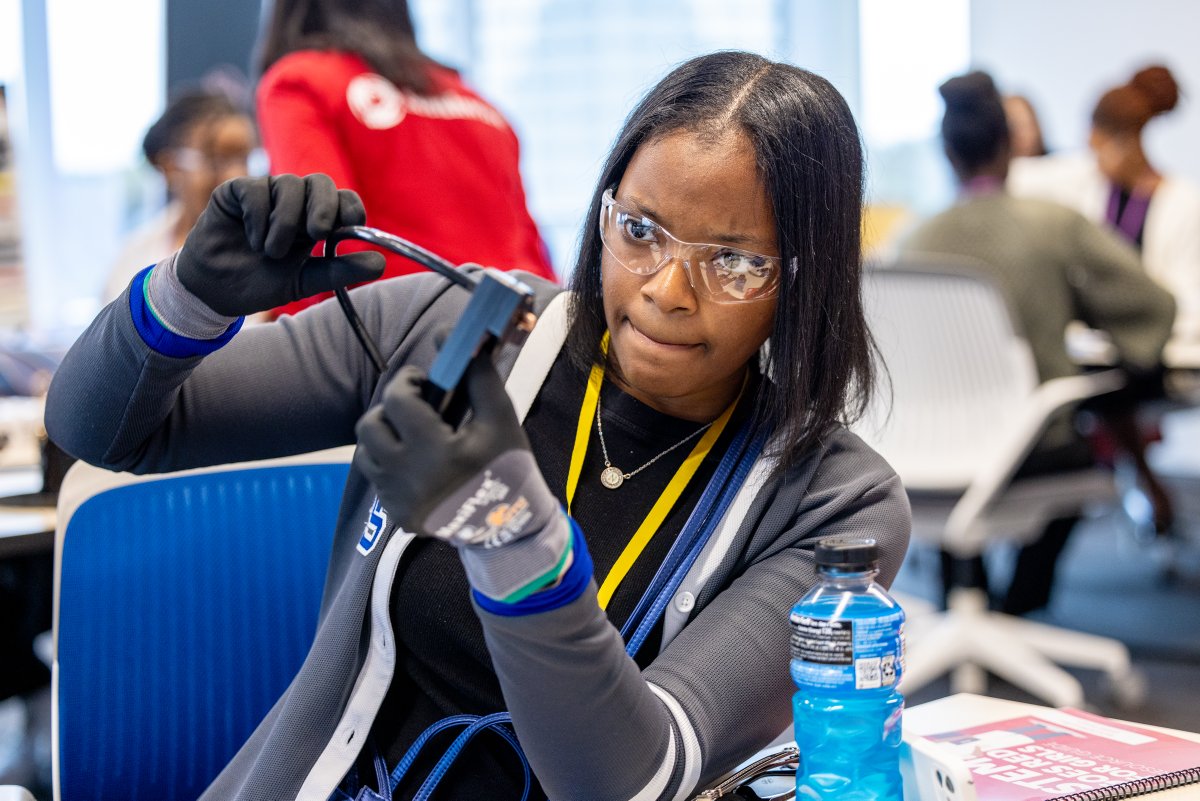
323,226,479,373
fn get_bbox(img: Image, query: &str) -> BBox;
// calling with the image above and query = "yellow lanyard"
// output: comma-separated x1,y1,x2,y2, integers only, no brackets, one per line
565,333,743,609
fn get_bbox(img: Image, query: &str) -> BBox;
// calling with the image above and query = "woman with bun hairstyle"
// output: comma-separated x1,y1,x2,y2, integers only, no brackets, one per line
1010,65,1200,345
902,69,1175,615
1009,65,1200,539
1091,66,1185,247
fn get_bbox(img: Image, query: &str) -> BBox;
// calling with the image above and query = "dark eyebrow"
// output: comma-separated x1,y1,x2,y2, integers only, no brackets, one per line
623,195,762,248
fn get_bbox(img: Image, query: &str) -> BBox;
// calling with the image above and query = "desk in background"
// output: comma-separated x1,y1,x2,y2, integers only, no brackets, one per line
0,466,54,700
1067,325,1200,373
0,500,54,559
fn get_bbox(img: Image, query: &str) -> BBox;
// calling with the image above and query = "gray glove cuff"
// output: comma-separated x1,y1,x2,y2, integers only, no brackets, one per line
146,251,241,340
459,510,572,601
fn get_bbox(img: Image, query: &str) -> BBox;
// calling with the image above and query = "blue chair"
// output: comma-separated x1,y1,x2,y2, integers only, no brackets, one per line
50,448,352,801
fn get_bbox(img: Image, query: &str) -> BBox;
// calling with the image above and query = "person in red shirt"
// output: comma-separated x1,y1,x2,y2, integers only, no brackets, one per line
254,0,556,318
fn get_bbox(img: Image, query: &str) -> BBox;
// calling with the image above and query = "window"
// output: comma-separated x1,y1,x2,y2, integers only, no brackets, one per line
47,0,163,174
411,0,799,274
859,0,971,215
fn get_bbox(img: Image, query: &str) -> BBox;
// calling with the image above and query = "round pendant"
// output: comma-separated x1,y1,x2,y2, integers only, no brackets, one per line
600,466,625,489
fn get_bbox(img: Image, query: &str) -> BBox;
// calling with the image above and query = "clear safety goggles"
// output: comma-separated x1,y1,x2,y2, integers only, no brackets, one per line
599,188,781,304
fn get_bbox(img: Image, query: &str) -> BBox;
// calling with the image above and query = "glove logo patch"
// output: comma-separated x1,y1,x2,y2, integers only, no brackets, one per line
432,471,534,547
357,496,388,556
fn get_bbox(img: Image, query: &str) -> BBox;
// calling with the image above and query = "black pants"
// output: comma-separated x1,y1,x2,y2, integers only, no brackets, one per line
939,435,1095,616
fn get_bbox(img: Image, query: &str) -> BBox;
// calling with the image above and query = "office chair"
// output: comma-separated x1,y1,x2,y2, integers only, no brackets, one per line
49,447,351,801
856,262,1143,709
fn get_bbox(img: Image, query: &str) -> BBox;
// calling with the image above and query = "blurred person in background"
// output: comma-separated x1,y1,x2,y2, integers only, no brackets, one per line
1003,93,1050,158
104,86,257,303
254,0,556,319
1009,65,1200,345
1009,64,1200,538
901,70,1175,615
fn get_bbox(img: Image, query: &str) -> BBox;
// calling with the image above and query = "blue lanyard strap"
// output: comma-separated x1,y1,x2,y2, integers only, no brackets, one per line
621,423,767,657
411,713,529,801
379,714,531,801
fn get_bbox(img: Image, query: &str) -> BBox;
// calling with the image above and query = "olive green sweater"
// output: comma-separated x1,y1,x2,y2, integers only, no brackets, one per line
901,193,1175,383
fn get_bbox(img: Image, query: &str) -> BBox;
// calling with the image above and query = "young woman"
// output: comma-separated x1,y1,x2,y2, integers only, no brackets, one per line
1003,93,1049,159
46,51,909,801
1008,65,1195,538
104,88,257,302
1009,65,1200,345
254,0,556,318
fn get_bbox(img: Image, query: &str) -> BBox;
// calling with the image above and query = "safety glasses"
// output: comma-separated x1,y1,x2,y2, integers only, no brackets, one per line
598,188,781,303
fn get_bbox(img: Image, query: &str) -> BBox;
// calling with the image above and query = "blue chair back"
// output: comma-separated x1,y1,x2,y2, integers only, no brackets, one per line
53,452,350,801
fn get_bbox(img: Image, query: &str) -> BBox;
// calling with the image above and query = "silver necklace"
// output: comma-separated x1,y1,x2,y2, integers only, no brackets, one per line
595,395,713,489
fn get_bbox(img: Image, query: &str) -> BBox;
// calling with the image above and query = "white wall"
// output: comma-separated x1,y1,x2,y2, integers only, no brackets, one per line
971,0,1200,185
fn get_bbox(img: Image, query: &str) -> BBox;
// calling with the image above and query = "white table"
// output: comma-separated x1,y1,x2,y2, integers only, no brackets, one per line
1164,340,1200,371
0,466,54,558
1066,325,1200,372
0,504,55,557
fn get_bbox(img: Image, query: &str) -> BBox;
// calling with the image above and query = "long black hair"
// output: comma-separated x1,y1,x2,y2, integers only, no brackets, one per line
565,50,873,476
255,0,437,93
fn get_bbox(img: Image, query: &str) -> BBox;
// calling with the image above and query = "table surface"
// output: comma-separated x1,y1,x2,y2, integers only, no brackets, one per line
0,505,54,558
1067,326,1200,371
0,465,54,558
1165,339,1200,370
905,693,1200,800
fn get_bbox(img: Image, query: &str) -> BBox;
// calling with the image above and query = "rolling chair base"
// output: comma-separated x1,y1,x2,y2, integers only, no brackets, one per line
901,588,1145,709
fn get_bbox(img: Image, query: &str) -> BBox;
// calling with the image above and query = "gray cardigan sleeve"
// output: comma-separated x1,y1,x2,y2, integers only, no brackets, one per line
474,431,911,801
45,271,460,473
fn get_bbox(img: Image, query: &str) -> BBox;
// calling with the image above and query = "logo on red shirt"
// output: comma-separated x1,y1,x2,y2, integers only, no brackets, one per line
347,74,506,131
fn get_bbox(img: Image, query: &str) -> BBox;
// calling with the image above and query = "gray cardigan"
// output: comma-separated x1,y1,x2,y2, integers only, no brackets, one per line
46,269,911,801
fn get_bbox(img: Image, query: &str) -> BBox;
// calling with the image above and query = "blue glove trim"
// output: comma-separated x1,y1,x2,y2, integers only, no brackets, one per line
130,265,244,357
473,518,593,617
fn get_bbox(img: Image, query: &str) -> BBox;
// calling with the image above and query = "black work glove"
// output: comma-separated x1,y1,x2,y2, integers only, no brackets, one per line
176,174,385,317
354,355,572,601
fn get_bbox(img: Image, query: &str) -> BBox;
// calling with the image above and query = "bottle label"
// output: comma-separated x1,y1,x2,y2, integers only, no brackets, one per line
790,610,904,691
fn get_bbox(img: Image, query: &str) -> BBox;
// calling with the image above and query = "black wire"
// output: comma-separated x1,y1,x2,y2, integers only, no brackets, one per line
333,287,388,373
323,226,478,373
